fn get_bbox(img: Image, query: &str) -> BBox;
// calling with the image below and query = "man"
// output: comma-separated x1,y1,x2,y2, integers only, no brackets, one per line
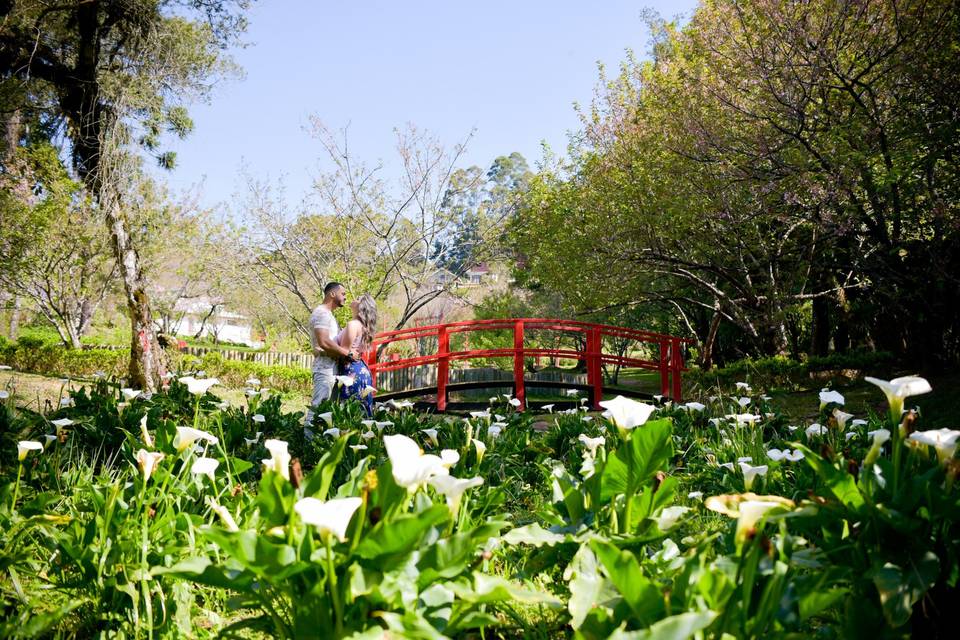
306,282,356,426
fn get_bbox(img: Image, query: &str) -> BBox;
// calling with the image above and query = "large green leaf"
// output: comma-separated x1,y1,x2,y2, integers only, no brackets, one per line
591,539,663,624
601,419,674,502
302,436,349,500
795,443,864,512
872,552,939,628
502,522,568,547
606,610,718,640
565,542,620,629
355,505,449,563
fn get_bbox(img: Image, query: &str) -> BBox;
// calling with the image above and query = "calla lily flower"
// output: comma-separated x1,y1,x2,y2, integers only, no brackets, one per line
687,491,704,500
819,389,845,409
727,414,761,427
852,418,868,427
767,448,804,462
488,396,498,404
244,432,263,446
390,400,414,410
18,440,43,461
542,404,555,413
909,428,960,464
384,434,449,491
428,475,483,513
136,449,165,482
737,456,753,463
60,397,74,408
361,385,376,398
472,439,486,464
245,377,261,388
735,382,752,392
294,496,362,541
51,418,74,428
361,430,376,440
654,506,690,531
494,414,506,422
43,434,57,447
208,500,239,532
361,419,376,428
323,427,341,438
564,389,580,397
705,492,795,544
246,389,259,397
374,421,393,431
421,428,439,448
139,415,153,448
509,397,521,408
683,402,706,411
173,426,218,452
469,410,491,420
832,409,853,430
579,434,605,455
335,375,355,388
737,397,751,408
317,412,334,427
350,444,368,452
252,414,266,423
262,438,291,480
178,376,220,396
487,425,502,439
0,390,9,399
719,462,735,471
739,462,768,490
805,423,827,438
440,449,460,468
599,396,656,432
864,428,891,465
121,388,142,401
864,376,932,423
191,457,220,482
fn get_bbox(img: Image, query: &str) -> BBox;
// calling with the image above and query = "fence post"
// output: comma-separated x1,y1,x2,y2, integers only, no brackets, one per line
671,338,684,402
586,327,602,410
513,320,525,410
659,340,670,398
437,328,449,412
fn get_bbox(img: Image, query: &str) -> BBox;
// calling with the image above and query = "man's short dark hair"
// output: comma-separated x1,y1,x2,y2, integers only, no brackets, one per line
324,282,344,296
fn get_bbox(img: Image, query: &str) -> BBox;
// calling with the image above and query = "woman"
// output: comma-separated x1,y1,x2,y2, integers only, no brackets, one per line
336,293,377,415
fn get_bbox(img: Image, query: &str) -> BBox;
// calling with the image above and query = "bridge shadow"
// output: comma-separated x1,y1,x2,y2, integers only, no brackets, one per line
376,379,655,413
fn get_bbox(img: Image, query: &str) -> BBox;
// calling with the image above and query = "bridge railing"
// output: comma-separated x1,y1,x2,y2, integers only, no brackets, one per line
365,318,693,411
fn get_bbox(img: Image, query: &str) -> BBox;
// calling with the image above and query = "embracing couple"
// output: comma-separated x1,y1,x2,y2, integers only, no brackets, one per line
306,282,377,424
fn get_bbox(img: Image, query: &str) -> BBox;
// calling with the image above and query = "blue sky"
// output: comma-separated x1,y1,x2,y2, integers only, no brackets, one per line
160,0,698,212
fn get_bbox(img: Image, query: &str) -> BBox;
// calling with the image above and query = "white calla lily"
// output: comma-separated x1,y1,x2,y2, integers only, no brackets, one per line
654,506,690,531
317,412,334,427
599,396,656,432
191,457,219,482
136,449,164,482
384,434,449,491
440,449,460,468
578,434,605,456
542,404,555,413
683,402,706,412
739,462,768,490
818,389,845,409
51,418,74,428
262,438,291,480
767,448,804,462
472,438,486,464
17,440,43,461
509,397,521,408
244,432,263,446
361,385,376,398
429,475,484,512
173,426,218,452
208,500,239,532
374,421,393,431
335,375,355,388
294,497,362,541
120,388,142,401
832,408,853,430
864,376,932,423
864,428,891,465
361,430,376,440
805,423,827,438
421,428,439,448
323,427,341,438
909,428,960,464
705,493,794,544
178,376,220,396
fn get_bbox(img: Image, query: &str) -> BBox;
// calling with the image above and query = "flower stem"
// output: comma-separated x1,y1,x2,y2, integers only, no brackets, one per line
11,462,22,511
324,535,344,637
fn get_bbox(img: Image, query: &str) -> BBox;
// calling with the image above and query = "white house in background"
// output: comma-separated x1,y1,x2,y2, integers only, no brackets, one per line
464,263,497,286
172,297,263,348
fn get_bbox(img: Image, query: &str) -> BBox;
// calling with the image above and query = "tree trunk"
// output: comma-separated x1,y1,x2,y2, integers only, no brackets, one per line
105,200,166,390
810,295,831,356
8,295,21,340
699,309,722,370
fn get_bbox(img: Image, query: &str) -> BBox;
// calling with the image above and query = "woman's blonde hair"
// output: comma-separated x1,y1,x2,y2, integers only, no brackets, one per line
356,293,378,350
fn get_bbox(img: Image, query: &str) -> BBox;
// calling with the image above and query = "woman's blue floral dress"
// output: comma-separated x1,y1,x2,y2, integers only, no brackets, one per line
338,358,374,416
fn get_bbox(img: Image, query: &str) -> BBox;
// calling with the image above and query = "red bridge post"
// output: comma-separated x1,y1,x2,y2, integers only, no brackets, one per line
513,320,525,409
659,340,670,398
437,326,449,412
367,345,378,388
586,327,602,410
671,337,684,402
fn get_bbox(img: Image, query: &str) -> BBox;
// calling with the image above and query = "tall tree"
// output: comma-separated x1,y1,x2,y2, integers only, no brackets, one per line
0,0,250,388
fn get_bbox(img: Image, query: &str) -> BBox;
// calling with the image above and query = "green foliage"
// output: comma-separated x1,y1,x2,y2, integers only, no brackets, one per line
688,351,896,391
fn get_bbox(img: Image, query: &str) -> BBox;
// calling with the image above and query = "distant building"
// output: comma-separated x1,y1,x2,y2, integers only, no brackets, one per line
464,263,498,286
172,297,263,348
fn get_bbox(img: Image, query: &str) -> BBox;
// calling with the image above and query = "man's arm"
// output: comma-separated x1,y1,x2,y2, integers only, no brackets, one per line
314,326,354,359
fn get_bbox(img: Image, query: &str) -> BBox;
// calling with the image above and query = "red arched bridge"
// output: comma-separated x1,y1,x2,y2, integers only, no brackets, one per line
364,318,692,412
